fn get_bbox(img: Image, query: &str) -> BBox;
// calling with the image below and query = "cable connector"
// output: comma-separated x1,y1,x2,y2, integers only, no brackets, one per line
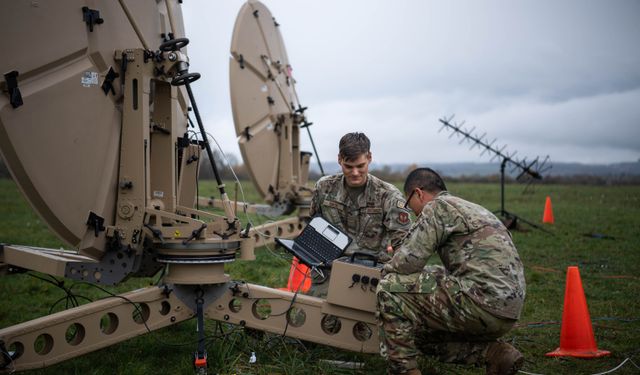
349,273,361,288
193,351,207,372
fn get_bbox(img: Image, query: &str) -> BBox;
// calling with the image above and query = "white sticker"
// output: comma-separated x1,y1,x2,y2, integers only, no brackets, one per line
81,71,99,87
153,190,164,198
260,84,268,92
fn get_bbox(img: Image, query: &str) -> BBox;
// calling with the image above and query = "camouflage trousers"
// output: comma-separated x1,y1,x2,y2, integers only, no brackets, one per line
376,266,517,374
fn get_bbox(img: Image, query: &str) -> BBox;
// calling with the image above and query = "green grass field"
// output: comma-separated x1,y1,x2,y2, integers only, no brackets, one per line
1,178,639,374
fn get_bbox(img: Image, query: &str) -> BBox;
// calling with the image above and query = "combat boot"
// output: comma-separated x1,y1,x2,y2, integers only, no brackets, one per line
485,342,524,375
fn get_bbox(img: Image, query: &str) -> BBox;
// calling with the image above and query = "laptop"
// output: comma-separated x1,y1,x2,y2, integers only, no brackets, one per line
275,217,352,268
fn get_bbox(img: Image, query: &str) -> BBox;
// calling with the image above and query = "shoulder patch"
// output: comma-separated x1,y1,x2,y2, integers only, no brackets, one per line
397,211,409,225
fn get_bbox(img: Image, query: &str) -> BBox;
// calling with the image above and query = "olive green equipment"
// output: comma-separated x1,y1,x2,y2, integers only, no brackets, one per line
0,1,381,372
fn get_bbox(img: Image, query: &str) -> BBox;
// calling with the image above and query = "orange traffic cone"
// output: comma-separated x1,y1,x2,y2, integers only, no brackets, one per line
279,257,311,293
546,266,610,358
543,196,554,224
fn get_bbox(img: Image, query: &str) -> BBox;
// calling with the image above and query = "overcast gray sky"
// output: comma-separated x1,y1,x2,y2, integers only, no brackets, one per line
182,1,640,168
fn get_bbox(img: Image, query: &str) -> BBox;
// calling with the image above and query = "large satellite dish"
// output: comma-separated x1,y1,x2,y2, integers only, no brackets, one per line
0,1,188,257
230,0,311,212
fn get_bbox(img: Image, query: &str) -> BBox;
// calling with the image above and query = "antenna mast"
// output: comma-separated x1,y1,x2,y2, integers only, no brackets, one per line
438,115,552,231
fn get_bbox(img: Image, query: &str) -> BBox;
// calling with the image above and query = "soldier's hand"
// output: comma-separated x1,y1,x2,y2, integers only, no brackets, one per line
386,244,394,254
381,263,394,276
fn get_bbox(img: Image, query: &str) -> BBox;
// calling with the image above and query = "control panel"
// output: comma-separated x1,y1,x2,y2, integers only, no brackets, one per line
327,254,383,313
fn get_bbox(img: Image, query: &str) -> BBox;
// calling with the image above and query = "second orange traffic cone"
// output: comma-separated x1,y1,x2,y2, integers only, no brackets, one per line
543,196,554,224
546,266,610,358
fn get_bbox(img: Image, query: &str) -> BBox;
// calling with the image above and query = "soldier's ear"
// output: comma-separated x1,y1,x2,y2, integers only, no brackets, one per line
416,188,426,203
366,152,372,162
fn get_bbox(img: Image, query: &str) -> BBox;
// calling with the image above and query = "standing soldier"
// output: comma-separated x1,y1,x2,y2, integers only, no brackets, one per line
308,132,412,297
377,167,526,375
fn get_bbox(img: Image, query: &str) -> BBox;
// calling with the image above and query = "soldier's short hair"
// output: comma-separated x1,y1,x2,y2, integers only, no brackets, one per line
404,168,447,195
338,132,371,162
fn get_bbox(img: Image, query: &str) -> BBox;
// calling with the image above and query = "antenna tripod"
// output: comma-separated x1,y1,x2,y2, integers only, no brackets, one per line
438,116,552,233
496,157,551,233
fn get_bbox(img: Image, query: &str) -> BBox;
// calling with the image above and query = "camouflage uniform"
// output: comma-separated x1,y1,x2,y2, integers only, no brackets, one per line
376,191,526,374
308,173,411,297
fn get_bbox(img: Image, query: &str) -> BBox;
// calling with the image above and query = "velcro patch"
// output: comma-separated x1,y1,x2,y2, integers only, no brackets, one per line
397,211,409,225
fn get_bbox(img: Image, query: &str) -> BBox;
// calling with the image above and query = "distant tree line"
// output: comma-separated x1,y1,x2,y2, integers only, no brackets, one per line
2,157,639,185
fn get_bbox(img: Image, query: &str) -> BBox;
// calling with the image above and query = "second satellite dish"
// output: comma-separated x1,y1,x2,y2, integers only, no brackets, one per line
230,0,312,213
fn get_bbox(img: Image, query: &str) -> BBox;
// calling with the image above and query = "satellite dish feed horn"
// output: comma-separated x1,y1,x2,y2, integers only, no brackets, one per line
229,0,313,215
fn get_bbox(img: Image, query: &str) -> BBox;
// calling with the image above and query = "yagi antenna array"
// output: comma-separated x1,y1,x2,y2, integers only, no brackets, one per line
438,115,553,233
438,115,552,183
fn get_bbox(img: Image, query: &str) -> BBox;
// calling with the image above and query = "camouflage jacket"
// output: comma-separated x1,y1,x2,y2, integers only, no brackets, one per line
309,173,412,260
384,191,526,320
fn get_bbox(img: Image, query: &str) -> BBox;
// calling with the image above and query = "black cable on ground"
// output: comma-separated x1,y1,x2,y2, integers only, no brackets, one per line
27,273,92,314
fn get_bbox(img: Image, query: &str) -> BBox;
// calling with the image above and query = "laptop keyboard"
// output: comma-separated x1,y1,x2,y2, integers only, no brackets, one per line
296,226,342,264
